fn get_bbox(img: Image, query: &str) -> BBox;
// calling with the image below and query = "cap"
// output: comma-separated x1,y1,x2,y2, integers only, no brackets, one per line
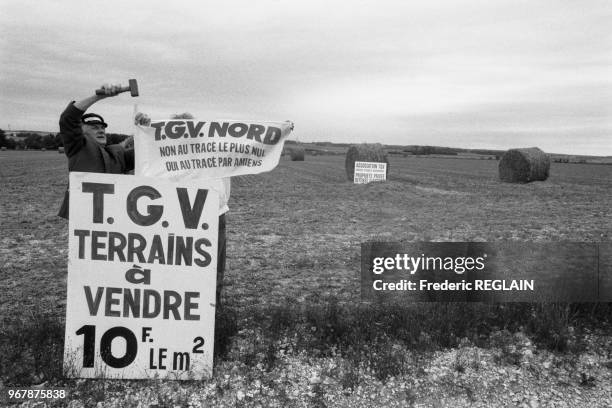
81,113,108,128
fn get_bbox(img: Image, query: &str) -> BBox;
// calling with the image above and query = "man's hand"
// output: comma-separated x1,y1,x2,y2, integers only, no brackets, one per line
96,83,124,98
121,135,134,149
134,112,151,126
73,83,124,111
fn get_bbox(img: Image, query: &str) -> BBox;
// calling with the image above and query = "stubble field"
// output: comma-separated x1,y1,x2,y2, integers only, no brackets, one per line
1,150,611,407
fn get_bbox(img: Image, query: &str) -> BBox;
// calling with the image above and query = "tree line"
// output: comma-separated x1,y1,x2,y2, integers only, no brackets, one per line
0,129,130,150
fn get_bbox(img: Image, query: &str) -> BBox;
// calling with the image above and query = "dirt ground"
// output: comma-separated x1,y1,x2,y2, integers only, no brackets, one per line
1,150,611,407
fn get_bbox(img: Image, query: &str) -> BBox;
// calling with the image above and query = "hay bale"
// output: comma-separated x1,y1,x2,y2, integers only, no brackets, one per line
345,143,389,181
290,147,305,161
498,147,550,183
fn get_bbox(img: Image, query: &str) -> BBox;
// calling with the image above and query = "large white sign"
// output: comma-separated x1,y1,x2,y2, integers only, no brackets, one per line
64,172,219,379
354,161,387,184
135,119,293,179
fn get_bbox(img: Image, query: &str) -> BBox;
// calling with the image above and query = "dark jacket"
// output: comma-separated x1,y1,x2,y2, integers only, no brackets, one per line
58,102,134,218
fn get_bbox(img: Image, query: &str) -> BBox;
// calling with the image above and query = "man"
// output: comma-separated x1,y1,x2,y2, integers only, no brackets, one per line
58,84,134,218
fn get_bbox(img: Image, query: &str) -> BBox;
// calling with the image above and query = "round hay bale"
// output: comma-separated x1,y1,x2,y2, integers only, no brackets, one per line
290,146,305,161
498,147,550,183
345,143,389,181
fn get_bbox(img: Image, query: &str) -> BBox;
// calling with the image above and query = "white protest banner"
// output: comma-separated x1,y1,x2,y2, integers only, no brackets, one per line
354,161,387,184
64,172,218,380
135,119,293,179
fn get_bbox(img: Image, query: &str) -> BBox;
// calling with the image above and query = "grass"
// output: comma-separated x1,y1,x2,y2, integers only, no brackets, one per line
214,306,239,362
1,298,611,407
3,301,610,387
1,152,612,405
0,311,64,385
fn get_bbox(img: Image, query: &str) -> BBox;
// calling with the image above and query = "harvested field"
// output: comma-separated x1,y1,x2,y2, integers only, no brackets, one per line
1,151,611,407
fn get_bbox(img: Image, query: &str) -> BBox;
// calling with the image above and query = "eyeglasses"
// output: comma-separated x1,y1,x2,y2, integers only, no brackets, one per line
84,123,106,131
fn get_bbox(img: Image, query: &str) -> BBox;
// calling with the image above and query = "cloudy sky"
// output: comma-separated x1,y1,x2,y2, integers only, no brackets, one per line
1,0,610,155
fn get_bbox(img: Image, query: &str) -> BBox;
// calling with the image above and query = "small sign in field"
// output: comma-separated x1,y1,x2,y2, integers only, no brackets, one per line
64,172,219,380
354,161,387,184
